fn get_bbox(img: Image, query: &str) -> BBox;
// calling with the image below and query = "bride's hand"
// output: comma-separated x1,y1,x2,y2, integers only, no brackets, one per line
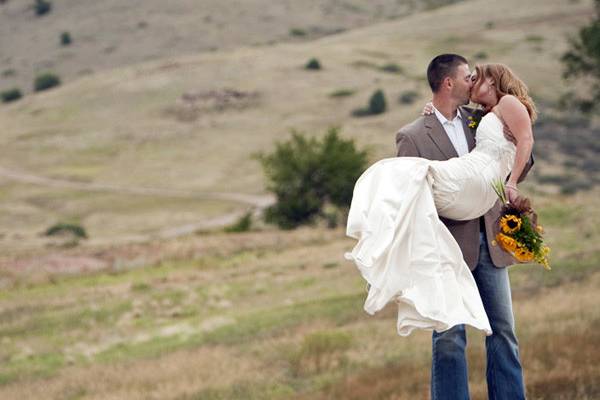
505,184,519,204
421,101,434,116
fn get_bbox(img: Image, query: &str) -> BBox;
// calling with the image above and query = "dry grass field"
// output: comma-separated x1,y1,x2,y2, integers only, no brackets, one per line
0,0,599,398
0,187,598,399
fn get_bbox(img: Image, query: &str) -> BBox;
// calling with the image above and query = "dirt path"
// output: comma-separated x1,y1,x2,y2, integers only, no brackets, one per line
0,165,279,274
0,166,274,208
0,165,275,241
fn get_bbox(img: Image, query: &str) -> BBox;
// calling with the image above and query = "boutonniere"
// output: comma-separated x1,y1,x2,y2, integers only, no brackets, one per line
467,115,481,129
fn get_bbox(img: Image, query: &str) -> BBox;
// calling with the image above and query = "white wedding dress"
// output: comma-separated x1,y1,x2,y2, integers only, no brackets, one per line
344,112,516,336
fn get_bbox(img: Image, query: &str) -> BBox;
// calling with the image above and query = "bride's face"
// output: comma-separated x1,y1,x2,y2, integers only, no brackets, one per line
470,74,497,106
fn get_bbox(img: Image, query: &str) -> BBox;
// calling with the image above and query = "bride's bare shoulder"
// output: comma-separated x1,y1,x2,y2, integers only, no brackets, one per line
494,95,532,134
496,95,527,114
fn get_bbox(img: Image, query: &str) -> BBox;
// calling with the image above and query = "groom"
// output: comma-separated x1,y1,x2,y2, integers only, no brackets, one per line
395,54,531,400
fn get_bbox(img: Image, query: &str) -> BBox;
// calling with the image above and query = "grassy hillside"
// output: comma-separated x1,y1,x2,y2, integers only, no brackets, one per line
0,0,595,253
0,0,461,95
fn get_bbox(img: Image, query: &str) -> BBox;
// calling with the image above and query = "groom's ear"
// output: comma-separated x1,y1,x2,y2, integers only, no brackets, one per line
440,76,452,91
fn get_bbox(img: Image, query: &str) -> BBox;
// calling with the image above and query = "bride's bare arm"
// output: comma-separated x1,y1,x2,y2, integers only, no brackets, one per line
496,95,534,200
421,101,433,115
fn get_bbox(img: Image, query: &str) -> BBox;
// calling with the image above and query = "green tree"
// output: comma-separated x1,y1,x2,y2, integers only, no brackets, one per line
561,0,600,112
320,129,368,207
258,128,368,229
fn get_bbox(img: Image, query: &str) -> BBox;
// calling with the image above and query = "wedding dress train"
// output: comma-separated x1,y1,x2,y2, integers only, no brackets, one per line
345,113,516,336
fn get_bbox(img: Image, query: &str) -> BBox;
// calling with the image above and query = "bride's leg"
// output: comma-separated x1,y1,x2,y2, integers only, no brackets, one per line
431,324,469,400
472,232,526,400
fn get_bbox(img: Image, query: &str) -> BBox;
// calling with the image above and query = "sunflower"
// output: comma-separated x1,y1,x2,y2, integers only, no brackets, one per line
496,233,518,252
514,246,534,262
500,214,522,234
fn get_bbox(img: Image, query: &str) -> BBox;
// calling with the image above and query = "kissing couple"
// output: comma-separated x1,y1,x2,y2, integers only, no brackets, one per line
345,54,534,399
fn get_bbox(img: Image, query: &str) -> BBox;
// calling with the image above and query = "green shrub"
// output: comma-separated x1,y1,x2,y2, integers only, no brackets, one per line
305,58,321,70
369,89,386,113
34,72,61,92
329,89,356,98
45,222,88,239
379,63,404,74
60,31,71,46
2,69,16,77
34,0,51,16
1,88,22,103
290,28,307,37
225,212,252,233
351,107,371,117
259,132,323,229
398,90,419,104
264,194,321,229
257,127,368,229
474,51,488,60
320,131,368,206
352,89,387,117
526,34,545,43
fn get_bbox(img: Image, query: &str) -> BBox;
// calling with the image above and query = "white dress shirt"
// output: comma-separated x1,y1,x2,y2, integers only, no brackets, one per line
432,106,470,157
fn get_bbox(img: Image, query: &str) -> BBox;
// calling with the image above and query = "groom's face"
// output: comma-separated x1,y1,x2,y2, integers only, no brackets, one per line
450,63,473,106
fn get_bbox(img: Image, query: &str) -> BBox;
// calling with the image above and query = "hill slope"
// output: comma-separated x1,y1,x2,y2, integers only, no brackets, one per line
0,0,461,94
0,0,595,253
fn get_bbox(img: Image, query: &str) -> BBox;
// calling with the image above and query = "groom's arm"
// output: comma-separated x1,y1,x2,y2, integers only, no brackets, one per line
515,153,534,183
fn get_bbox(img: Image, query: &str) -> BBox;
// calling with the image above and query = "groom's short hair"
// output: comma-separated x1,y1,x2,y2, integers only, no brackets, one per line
427,54,468,93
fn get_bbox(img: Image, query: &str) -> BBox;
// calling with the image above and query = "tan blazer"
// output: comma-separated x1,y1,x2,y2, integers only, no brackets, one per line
395,107,533,270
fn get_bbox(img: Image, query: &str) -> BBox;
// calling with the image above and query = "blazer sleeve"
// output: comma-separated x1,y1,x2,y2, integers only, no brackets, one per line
395,129,420,157
516,152,535,183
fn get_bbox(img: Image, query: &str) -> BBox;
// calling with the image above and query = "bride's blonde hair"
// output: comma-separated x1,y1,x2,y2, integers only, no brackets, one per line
474,63,537,123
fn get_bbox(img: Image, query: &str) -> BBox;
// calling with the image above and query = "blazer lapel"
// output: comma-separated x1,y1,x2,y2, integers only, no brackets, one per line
424,114,458,159
459,107,476,152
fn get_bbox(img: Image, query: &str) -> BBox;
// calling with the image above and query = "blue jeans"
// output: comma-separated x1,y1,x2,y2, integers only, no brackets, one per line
431,232,525,400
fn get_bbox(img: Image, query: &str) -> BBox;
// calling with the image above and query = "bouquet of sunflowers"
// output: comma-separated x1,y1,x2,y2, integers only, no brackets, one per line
492,180,551,270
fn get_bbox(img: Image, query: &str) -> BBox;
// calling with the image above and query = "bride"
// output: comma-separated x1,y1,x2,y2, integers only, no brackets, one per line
344,63,535,336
